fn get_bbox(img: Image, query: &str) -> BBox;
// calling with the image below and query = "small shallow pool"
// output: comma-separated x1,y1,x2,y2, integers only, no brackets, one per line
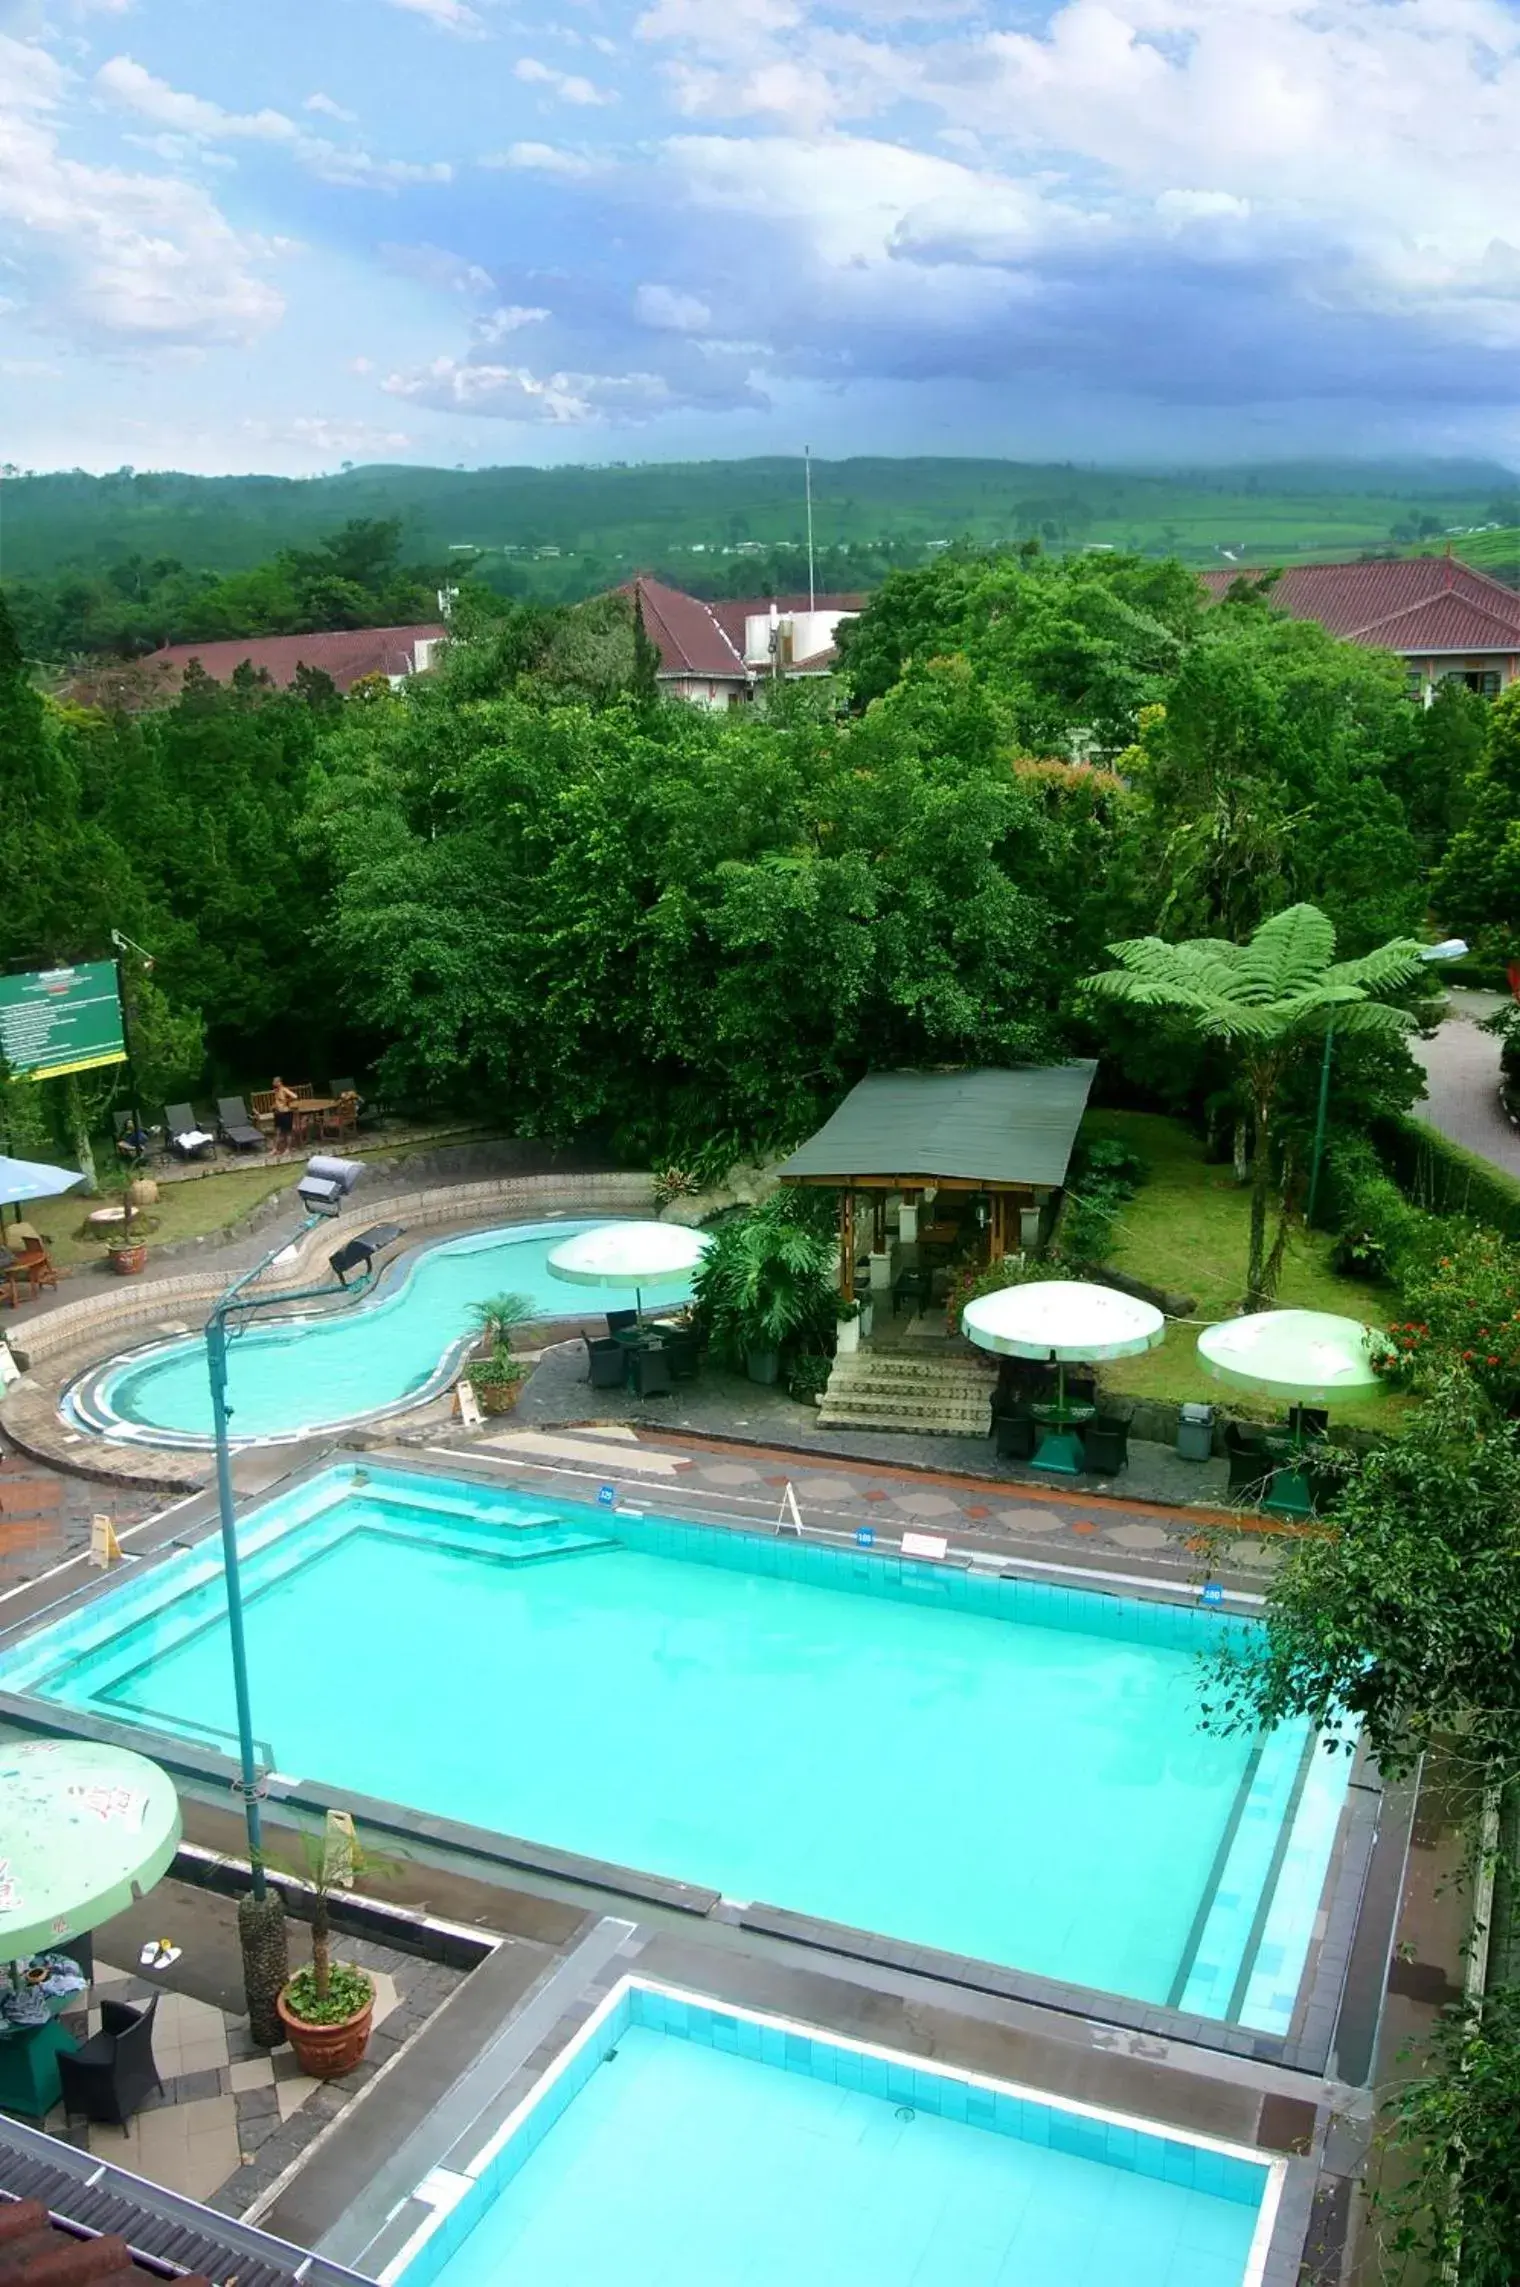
389,1982,1282,2287
63,1219,694,1448
0,1464,1353,2028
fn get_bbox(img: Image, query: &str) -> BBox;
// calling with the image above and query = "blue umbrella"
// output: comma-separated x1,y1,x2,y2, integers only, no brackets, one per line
0,1154,84,1223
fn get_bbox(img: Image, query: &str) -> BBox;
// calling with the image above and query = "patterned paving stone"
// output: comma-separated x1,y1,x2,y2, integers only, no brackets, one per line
1104,1521,1172,1551
992,1506,1066,1534
695,1463,763,1487
1234,1538,1278,1568
889,1490,960,1518
793,1474,858,1500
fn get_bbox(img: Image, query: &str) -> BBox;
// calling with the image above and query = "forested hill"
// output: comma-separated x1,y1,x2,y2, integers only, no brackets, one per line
2,455,1516,600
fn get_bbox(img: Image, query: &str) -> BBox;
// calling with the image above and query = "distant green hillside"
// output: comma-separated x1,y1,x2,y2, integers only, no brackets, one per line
1417,525,1520,585
2,456,1516,601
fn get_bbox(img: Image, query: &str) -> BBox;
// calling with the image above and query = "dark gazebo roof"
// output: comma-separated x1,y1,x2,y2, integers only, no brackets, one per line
778,1063,1098,1191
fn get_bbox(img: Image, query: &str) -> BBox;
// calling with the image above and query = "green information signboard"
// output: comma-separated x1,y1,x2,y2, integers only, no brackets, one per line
0,963,127,1081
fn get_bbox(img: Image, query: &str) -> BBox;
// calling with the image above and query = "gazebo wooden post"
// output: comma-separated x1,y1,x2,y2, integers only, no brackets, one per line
989,1192,1006,1263
838,1188,855,1304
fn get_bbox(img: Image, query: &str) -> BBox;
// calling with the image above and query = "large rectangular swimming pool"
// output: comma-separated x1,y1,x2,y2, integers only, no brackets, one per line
0,1465,1352,2029
389,1982,1282,2287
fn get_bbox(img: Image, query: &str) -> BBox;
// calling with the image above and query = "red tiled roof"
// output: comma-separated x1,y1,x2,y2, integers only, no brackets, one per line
623,578,745,680
1200,557,1520,654
118,625,447,697
0,2200,207,2287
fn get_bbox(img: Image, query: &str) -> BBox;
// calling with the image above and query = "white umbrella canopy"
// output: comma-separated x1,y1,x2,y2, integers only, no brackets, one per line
0,1155,83,1210
547,1220,712,1317
0,1738,182,1959
962,1279,1166,1364
1197,1309,1391,1403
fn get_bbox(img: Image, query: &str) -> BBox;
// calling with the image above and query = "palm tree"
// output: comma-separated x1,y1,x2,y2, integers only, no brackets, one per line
1081,904,1425,1310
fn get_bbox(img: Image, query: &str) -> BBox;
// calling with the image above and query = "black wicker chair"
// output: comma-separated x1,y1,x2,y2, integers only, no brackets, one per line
995,1411,1037,1461
584,1336,626,1390
1081,1415,1129,1474
58,1994,162,2133
628,1342,672,1398
1224,1422,1271,1499
1288,1404,1330,1442
606,1309,639,1337
662,1326,700,1381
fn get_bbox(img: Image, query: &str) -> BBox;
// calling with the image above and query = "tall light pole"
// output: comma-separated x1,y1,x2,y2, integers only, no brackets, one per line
1306,939,1468,1222
208,1155,368,2040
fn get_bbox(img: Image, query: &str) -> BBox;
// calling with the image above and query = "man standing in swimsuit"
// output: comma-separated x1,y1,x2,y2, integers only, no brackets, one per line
271,1076,297,1157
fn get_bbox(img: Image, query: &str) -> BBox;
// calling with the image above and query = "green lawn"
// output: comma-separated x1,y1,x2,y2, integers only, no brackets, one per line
1081,1110,1407,1430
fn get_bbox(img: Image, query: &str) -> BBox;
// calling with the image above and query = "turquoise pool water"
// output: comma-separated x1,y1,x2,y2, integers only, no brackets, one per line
0,1466,1352,2026
396,1983,1276,2287
66,1219,694,1447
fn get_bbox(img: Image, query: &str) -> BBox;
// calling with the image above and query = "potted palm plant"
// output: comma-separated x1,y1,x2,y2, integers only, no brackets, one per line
694,1200,838,1385
465,1291,534,1415
274,1819,397,2079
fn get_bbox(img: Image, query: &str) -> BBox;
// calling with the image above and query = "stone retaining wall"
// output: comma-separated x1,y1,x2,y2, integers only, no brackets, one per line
12,1171,655,1368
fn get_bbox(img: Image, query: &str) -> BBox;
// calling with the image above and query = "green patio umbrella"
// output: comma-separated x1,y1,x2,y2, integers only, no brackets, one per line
1197,1309,1391,1404
0,1738,181,1960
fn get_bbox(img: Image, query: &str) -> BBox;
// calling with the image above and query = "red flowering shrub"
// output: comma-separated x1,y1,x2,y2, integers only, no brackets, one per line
1382,1232,1520,1411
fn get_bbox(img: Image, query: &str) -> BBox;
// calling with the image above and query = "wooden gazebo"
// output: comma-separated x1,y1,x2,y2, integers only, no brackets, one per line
777,1062,1097,1300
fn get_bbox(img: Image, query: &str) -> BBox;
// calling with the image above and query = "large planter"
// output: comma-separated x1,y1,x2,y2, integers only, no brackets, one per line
835,1314,860,1356
475,1377,524,1417
276,1978,374,2079
107,1242,148,1276
746,1347,780,1386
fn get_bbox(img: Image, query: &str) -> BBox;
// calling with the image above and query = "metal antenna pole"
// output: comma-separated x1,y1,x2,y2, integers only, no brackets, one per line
805,446,815,613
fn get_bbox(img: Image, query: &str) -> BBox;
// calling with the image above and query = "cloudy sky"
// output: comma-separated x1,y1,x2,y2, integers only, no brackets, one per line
1,0,1519,474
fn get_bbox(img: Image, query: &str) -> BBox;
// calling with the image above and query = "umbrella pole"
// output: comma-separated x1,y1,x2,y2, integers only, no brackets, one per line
1056,1358,1067,1417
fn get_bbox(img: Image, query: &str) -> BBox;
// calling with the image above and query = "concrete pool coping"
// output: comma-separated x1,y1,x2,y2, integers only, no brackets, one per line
0,1439,1410,2097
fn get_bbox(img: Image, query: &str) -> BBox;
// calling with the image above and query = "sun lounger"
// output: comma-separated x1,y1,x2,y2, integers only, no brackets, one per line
165,1104,215,1159
216,1097,266,1153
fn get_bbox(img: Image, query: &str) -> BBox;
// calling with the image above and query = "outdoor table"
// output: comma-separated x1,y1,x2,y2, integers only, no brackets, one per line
1198,1310,1390,1518
548,1221,712,1326
0,1738,181,2113
293,1097,340,1139
962,1280,1165,1478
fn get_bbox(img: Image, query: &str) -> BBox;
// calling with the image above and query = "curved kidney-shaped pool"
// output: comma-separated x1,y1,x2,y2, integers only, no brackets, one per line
64,1219,695,1450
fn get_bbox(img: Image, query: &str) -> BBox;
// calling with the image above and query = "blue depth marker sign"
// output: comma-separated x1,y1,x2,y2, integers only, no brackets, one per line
855,1527,875,1548
597,1483,616,1508
1201,1582,1224,1606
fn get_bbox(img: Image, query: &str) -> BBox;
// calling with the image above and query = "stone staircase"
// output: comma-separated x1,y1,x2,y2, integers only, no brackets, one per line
816,1347,995,1437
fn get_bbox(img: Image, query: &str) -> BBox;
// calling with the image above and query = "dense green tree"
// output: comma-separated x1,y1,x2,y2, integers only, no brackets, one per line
1081,903,1425,1307
1432,681,1520,957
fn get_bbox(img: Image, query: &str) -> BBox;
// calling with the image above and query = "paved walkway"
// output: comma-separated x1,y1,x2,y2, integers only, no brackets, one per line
1410,987,1520,1180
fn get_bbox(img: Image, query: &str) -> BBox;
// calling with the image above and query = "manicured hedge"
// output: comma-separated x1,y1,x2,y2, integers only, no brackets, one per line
1372,1114,1520,1242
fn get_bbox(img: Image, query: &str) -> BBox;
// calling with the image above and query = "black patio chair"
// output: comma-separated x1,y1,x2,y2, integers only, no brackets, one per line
57,1993,162,2133
662,1325,700,1381
585,1336,626,1390
164,1103,213,1160
1288,1404,1330,1442
216,1096,265,1153
1224,1422,1271,1499
606,1308,639,1338
628,1341,673,1398
995,1411,1037,1461
1066,1371,1098,1410
1082,1415,1129,1474
893,1268,932,1316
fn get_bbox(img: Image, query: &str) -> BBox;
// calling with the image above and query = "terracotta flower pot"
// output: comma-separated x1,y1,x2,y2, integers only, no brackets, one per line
476,1378,523,1416
276,1979,374,2079
108,1243,148,1276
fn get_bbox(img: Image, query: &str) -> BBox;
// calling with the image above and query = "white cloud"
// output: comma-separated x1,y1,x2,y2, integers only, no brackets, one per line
241,415,413,456
635,281,710,332
305,92,358,123
383,354,672,421
514,56,614,105
96,55,452,186
483,141,600,174
0,33,283,347
474,303,551,341
386,0,485,33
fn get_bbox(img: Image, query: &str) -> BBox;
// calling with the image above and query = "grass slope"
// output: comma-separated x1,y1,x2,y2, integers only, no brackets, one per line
1,456,1514,591
1081,1110,1404,1429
